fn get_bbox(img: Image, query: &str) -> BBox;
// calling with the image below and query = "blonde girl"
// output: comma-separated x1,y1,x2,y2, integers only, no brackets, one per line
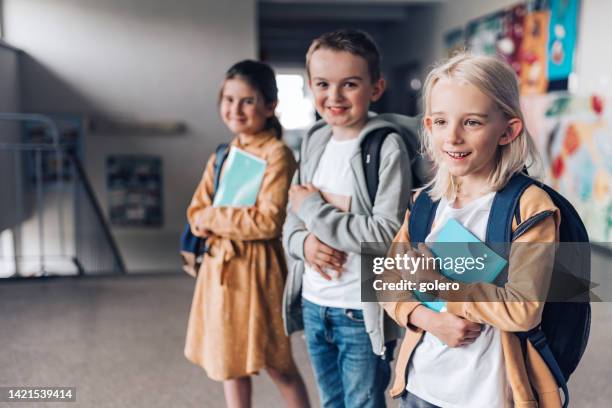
185,60,310,408
383,53,562,407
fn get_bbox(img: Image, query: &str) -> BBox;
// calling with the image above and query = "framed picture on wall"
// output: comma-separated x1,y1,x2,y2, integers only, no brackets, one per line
106,155,163,227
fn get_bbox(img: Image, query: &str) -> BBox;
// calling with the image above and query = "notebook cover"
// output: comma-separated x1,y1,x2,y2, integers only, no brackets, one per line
213,146,267,207
417,218,508,312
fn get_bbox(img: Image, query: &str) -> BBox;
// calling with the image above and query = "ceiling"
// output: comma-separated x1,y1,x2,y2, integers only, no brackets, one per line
258,0,441,64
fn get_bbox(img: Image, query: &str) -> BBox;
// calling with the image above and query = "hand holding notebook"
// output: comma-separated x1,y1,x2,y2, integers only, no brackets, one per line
415,218,508,312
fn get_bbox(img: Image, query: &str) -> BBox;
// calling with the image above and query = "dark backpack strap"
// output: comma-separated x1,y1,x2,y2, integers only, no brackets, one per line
201,143,230,254
212,143,230,196
489,173,570,407
518,329,570,408
181,143,229,256
408,190,439,246
361,127,393,205
486,173,534,255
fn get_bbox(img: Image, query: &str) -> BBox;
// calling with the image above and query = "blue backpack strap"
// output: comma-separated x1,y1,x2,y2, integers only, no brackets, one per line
485,173,534,254
408,190,439,246
181,143,230,256
488,173,570,407
212,143,230,195
518,329,570,408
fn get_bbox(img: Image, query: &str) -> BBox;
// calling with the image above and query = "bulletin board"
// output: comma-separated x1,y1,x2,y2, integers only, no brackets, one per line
523,92,612,242
447,0,581,95
106,155,163,227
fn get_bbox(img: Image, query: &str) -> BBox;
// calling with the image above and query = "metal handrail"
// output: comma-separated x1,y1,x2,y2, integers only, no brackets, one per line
0,113,125,277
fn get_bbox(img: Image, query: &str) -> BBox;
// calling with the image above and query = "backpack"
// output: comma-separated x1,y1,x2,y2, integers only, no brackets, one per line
180,143,229,277
408,173,591,408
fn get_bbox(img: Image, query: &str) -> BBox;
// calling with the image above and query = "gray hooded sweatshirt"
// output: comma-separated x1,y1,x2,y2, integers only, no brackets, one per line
282,113,421,355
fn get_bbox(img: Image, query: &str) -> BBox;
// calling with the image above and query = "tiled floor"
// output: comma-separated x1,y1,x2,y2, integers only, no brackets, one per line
0,273,610,407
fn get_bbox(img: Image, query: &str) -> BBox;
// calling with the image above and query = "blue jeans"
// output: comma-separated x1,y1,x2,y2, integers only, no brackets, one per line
399,392,440,408
301,298,391,408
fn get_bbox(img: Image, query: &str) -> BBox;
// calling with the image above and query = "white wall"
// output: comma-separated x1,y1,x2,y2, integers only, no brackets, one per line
572,0,612,95
3,0,257,272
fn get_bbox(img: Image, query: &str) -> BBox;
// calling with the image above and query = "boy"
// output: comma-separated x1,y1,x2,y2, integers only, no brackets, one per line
282,29,416,407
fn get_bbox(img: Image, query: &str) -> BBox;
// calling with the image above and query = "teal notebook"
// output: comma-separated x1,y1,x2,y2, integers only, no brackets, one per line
213,146,267,207
416,218,508,312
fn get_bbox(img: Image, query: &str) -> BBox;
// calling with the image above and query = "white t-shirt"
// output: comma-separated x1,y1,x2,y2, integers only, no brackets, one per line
302,137,362,310
406,192,511,408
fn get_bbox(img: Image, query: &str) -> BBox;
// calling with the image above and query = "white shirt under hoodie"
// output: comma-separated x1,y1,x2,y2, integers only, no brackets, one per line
302,136,363,310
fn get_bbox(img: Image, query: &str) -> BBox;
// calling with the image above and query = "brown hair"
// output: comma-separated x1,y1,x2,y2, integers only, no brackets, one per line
305,29,382,83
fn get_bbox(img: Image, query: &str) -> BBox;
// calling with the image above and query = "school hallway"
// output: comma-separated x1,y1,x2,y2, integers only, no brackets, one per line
0,273,609,408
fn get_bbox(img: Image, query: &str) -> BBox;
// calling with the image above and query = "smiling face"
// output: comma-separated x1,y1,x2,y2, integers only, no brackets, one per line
424,77,522,185
219,77,275,136
308,49,385,139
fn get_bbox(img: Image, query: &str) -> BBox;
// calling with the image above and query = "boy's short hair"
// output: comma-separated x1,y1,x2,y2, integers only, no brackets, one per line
306,29,382,83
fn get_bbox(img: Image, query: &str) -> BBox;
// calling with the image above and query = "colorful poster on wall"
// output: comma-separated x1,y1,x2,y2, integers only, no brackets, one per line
519,10,550,95
458,0,581,95
547,0,580,81
522,92,612,242
106,155,163,227
465,11,504,57
498,3,527,76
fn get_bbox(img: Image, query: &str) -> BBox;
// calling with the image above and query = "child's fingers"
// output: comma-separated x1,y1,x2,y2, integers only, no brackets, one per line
329,251,347,266
313,264,332,280
317,254,343,272
464,321,482,332
316,243,347,264
317,240,345,255
463,330,481,340
316,247,344,265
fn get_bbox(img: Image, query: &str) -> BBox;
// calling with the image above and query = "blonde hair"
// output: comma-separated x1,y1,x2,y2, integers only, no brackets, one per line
420,52,541,201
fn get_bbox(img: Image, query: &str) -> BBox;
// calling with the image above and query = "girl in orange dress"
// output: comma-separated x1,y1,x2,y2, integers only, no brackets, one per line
185,60,310,408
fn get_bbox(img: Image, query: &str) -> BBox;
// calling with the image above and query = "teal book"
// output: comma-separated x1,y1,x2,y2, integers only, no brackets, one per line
416,218,508,312
213,146,267,207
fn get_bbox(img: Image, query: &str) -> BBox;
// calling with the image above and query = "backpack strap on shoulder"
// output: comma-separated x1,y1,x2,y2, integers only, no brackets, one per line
486,173,534,251
489,173,571,407
361,127,394,205
212,143,230,195
408,190,439,246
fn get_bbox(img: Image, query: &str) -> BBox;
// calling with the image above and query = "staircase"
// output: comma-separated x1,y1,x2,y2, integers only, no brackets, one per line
0,113,125,278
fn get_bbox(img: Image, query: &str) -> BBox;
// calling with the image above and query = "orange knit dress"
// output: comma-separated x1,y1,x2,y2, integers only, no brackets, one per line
184,129,298,381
